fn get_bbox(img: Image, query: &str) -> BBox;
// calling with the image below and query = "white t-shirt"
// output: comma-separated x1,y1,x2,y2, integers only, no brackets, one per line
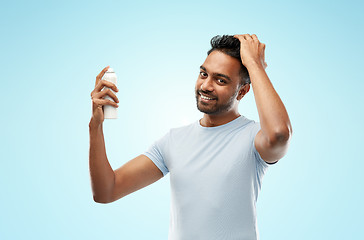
143,115,275,240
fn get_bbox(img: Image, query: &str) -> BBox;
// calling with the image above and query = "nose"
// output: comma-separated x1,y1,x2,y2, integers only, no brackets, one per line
200,77,214,92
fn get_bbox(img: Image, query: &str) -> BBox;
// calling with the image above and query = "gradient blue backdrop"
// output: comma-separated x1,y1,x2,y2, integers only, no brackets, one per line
1,0,363,239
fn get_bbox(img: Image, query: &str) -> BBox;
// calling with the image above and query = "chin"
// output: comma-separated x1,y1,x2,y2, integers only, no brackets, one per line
196,103,217,114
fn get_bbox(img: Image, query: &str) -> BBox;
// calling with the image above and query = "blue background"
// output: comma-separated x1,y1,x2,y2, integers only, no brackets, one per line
1,0,363,239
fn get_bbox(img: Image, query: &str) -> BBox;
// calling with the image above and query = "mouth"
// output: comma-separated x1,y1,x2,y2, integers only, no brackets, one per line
198,92,217,102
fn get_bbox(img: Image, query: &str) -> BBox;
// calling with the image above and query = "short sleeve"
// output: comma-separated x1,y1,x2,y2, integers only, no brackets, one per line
250,122,271,172
142,132,170,177
251,122,278,165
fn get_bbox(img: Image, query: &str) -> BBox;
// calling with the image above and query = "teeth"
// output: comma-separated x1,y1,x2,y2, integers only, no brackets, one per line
200,94,214,100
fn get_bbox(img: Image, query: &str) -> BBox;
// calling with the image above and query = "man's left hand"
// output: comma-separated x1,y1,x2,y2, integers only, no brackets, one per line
233,34,268,70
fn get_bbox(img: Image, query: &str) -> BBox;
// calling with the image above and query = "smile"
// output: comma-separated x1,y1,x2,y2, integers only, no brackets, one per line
199,92,217,101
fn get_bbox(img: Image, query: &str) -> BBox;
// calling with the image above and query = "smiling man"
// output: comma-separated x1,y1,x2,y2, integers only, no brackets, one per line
89,34,292,240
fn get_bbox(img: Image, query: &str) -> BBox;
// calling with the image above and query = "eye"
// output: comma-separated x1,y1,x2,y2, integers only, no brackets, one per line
217,79,226,84
199,71,207,78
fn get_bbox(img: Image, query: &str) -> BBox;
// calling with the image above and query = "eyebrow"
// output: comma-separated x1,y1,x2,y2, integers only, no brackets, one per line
200,65,232,82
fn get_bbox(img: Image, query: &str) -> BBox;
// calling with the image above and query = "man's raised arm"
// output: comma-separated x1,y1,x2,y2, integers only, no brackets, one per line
89,66,163,204
89,66,119,203
234,34,292,163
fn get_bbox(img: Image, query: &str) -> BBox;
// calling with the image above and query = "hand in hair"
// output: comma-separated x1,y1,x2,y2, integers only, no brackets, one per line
233,34,268,70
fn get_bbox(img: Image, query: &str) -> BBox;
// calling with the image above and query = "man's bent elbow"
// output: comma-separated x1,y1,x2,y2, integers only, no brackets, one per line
93,195,113,204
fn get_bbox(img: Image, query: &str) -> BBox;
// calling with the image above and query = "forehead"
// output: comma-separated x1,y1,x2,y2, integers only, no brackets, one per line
202,50,241,81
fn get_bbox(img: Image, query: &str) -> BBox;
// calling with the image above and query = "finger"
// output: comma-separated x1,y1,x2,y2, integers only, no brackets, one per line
95,66,110,87
91,80,118,100
233,34,243,40
92,98,119,108
96,88,119,103
94,79,119,93
96,66,110,82
251,34,259,41
233,34,251,42
242,34,252,40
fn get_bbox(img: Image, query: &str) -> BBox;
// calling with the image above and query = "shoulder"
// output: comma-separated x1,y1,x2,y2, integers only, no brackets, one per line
169,121,196,136
234,116,258,134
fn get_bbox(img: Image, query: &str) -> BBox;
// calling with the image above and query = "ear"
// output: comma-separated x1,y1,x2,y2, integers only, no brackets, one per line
237,84,250,100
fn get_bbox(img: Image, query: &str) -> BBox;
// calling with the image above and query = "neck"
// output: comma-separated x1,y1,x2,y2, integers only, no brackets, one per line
200,110,241,127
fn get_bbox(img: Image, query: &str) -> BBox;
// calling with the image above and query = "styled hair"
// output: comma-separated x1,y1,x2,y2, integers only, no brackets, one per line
207,35,250,86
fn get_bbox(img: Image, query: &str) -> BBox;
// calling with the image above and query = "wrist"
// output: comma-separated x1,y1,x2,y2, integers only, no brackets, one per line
89,119,103,132
245,61,265,73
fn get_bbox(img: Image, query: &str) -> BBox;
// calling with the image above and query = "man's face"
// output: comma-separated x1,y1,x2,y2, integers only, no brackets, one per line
195,50,244,115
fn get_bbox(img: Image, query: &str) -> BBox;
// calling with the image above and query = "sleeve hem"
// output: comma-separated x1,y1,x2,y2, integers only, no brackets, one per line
142,152,169,177
253,138,270,168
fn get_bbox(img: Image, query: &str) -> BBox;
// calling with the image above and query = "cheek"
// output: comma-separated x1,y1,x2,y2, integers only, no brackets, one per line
219,89,235,100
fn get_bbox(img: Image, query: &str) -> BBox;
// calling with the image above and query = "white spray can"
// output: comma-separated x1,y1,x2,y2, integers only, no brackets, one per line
102,67,118,119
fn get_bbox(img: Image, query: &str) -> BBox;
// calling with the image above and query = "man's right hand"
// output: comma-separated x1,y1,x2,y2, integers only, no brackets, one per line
90,66,119,127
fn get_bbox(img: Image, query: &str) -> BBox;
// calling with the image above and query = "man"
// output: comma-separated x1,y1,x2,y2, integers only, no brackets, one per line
89,34,292,239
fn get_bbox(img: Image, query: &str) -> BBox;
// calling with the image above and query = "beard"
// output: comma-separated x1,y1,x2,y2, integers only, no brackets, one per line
195,89,237,115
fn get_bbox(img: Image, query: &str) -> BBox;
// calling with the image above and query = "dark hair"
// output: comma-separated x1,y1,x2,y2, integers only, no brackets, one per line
207,35,250,86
